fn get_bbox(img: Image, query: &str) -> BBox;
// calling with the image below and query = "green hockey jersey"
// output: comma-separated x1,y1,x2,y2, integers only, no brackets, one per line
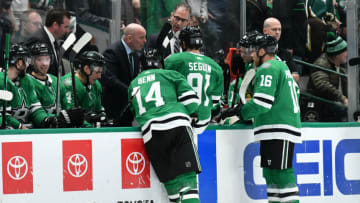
61,73,104,114
0,72,48,128
128,69,200,143
240,59,301,143
164,52,224,134
30,74,60,115
0,73,23,129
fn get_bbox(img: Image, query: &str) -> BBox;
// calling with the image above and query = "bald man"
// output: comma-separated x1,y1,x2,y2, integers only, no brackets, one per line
263,17,300,82
101,23,147,126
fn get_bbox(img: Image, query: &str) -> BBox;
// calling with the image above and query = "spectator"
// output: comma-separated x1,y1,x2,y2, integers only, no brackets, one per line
307,32,348,121
146,2,191,59
182,0,208,24
271,0,307,75
11,10,42,43
54,0,110,29
27,8,70,76
263,17,299,82
101,23,146,126
62,51,107,127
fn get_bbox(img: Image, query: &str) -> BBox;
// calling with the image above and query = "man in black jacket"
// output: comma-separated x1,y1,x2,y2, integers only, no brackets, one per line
27,8,70,76
146,3,191,60
263,17,299,82
101,23,146,126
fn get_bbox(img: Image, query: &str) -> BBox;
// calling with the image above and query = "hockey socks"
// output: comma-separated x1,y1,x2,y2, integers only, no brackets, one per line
263,168,299,203
164,172,199,203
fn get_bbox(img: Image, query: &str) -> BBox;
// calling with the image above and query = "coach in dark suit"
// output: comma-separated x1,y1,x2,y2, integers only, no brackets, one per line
146,2,191,59
27,8,70,76
101,23,147,126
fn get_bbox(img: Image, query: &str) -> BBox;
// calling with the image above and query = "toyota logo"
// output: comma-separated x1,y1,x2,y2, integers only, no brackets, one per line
67,154,88,178
7,156,28,180
126,152,145,175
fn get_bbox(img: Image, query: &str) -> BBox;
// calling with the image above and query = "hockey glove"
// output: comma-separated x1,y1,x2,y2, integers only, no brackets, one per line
84,111,107,124
58,107,85,128
41,116,59,128
190,113,199,127
219,103,243,121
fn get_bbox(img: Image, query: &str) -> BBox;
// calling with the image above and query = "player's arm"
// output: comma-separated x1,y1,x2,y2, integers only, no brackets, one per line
171,71,200,115
240,68,278,120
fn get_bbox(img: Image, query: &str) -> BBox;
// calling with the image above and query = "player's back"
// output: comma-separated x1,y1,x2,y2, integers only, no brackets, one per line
128,69,200,130
165,52,224,133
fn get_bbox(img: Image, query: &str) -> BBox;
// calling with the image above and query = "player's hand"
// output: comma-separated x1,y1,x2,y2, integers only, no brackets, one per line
58,107,85,128
219,103,243,121
190,113,199,127
41,116,58,128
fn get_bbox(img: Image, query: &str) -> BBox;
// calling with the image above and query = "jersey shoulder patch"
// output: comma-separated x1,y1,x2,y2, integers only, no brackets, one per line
63,78,72,87
261,62,272,69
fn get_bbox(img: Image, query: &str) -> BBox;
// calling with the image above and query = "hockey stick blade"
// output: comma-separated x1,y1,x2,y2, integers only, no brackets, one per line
239,69,256,104
349,57,360,66
68,32,92,61
0,90,13,101
58,33,76,59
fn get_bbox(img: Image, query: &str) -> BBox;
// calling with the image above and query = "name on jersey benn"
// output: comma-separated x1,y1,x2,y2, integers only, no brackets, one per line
189,62,211,73
138,74,155,85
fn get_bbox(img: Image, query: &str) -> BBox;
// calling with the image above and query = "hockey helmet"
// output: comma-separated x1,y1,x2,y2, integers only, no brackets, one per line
237,30,260,49
74,51,106,70
30,43,51,56
250,34,278,54
179,26,203,49
141,48,161,70
9,43,30,66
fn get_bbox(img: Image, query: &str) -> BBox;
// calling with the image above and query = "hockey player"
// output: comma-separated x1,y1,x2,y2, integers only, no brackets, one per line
164,26,224,135
220,34,301,203
61,51,107,127
128,49,201,203
2,43,84,128
28,42,61,115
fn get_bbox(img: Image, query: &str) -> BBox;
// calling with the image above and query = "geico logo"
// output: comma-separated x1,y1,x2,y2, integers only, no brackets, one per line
244,139,360,199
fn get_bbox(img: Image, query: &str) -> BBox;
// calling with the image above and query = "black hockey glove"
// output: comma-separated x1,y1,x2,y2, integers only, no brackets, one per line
219,103,243,121
57,107,85,128
84,111,107,124
41,116,59,128
190,113,199,127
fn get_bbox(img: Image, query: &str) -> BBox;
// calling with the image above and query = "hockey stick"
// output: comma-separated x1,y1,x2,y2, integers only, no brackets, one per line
224,68,255,125
1,33,11,128
55,33,76,115
239,68,256,104
119,86,140,120
68,32,92,107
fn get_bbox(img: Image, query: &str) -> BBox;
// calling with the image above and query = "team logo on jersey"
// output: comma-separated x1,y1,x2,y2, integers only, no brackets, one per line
262,62,272,69
63,78,72,86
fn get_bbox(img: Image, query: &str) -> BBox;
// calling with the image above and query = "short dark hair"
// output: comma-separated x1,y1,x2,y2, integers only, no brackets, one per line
45,8,70,27
173,2,192,15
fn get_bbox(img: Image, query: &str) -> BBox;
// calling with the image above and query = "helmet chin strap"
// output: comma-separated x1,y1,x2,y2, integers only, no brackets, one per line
256,49,265,66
